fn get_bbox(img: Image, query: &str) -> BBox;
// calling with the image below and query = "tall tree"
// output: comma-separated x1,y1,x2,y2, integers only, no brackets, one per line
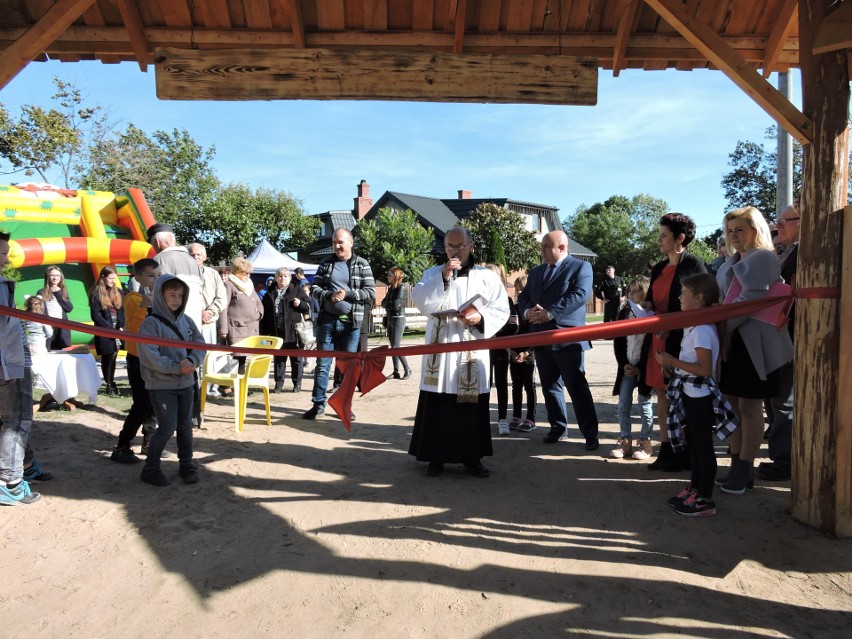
719,124,851,221
356,207,434,284
565,194,666,279
0,78,107,186
462,203,540,273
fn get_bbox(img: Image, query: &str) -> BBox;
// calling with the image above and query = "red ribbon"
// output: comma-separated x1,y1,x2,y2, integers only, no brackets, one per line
0,285,839,431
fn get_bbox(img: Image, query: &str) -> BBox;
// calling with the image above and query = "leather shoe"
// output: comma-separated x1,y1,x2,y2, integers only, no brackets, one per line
387,372,401,380
401,370,412,380
293,383,301,392
464,462,490,478
425,462,443,477
584,439,600,451
757,465,791,481
543,429,565,444
302,404,325,420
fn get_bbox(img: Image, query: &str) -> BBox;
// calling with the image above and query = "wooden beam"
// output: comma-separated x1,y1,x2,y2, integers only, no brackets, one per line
642,0,812,145
0,0,97,89
452,0,468,55
813,0,852,54
613,0,641,77
793,0,851,537
115,0,150,71
286,0,306,49
762,0,797,78
839,203,852,536
154,47,598,105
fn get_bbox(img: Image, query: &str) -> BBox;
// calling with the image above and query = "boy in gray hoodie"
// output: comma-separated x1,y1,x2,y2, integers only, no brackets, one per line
138,274,205,486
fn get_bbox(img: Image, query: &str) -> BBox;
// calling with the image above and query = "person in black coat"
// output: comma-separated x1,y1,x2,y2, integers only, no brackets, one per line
261,267,311,392
89,266,124,396
382,267,411,380
594,265,624,323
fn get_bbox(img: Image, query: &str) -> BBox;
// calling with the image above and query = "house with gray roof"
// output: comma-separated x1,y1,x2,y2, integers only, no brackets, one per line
299,180,597,264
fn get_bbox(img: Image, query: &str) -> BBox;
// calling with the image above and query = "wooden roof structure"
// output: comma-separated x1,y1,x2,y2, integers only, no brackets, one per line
1,1,850,537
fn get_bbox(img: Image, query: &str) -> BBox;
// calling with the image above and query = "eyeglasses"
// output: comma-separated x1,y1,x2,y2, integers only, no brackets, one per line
777,217,800,226
444,242,471,250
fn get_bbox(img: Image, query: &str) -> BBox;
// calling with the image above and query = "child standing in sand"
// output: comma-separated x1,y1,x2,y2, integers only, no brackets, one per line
138,275,205,487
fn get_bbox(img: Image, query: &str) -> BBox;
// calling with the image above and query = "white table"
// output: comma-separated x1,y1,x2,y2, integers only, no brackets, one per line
31,352,101,404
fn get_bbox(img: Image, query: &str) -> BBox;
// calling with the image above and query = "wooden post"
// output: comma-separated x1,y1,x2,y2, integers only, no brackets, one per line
792,0,850,536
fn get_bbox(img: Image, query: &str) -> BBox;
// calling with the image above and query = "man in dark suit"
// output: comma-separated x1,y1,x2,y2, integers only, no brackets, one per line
517,230,600,450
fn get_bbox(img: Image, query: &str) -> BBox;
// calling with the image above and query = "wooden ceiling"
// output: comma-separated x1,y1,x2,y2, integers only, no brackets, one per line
1,1,850,143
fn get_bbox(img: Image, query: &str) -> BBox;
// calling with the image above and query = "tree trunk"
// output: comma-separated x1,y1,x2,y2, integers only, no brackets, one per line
792,0,850,535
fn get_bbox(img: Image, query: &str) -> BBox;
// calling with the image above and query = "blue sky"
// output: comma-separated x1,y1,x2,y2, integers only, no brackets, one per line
2,60,801,238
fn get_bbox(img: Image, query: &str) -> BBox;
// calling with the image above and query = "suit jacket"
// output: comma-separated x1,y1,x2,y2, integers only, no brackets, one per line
516,256,592,351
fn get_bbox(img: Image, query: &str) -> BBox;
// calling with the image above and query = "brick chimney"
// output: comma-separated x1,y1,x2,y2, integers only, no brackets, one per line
354,179,373,219
457,189,472,199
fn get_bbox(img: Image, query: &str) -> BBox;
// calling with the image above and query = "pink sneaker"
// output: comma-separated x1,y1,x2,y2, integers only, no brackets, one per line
508,417,523,431
518,419,536,433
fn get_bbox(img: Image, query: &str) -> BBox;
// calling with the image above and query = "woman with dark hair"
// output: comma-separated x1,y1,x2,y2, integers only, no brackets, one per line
89,266,124,396
261,267,311,392
382,266,411,380
644,212,707,471
40,265,74,349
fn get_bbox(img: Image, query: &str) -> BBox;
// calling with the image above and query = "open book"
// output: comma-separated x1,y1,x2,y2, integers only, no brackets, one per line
431,293,488,320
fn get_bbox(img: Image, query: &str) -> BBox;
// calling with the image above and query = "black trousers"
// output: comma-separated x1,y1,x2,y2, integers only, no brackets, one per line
683,393,718,499
116,355,155,448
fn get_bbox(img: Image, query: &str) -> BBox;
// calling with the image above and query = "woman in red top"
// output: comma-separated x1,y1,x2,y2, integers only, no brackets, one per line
644,213,707,471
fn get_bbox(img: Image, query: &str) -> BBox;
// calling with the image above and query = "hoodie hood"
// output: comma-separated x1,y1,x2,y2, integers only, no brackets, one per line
151,274,190,319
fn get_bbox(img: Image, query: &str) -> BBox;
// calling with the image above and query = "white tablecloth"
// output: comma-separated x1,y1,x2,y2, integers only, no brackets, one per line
31,353,101,404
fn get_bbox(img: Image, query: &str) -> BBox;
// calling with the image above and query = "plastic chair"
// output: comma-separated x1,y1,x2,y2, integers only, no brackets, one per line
199,335,283,432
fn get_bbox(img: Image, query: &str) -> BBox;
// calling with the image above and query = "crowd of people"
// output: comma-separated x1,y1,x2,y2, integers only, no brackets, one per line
1,204,800,514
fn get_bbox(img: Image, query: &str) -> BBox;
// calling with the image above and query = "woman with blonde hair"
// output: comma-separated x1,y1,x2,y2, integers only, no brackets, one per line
40,265,74,349
382,266,411,380
219,257,264,378
715,206,792,495
89,266,124,396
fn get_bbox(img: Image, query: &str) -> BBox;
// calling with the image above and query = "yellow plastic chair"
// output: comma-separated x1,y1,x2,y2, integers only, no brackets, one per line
199,335,283,432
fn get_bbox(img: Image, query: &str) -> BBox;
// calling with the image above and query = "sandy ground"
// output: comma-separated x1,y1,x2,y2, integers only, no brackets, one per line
2,336,851,638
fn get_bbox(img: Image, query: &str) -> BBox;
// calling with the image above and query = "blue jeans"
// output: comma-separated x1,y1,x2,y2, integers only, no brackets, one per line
145,386,195,471
0,370,34,484
311,317,361,407
616,374,653,439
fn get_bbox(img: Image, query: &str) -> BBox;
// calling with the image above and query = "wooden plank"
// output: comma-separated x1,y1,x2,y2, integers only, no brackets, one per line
286,0,306,48
316,0,346,30
412,0,435,30
643,0,812,144
154,46,598,104
159,0,192,27
813,0,852,54
761,0,797,78
243,0,273,29
838,203,852,537
613,0,641,77
793,0,851,537
387,0,413,30
0,0,98,90
453,0,467,54
363,0,388,30
116,0,151,71
198,0,231,28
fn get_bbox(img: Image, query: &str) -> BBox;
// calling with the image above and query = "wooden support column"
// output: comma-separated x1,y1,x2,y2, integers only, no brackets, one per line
792,0,851,536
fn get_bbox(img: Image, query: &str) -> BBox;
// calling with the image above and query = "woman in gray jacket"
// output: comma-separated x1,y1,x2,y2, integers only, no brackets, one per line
218,257,264,376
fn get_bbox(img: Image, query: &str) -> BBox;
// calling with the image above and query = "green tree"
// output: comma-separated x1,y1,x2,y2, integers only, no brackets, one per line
0,77,106,186
719,125,852,220
355,207,434,284
78,124,220,231
462,202,540,273
565,194,666,280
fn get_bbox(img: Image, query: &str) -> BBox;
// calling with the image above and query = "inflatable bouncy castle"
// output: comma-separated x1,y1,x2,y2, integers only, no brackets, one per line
0,183,157,344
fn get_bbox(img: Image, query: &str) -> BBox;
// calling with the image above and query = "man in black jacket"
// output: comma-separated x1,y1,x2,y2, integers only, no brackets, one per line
594,265,623,323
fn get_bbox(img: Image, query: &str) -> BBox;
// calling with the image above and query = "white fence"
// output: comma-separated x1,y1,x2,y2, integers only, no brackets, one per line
371,306,428,334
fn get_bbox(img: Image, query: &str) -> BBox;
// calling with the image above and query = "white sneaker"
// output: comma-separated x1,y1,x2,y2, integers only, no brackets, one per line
497,419,510,436
632,439,653,460
609,438,632,459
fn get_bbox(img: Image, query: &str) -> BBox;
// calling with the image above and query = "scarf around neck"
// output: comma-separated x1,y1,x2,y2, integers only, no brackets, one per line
228,273,255,296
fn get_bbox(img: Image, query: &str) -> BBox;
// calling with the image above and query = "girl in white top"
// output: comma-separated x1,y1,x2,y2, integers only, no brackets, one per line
655,273,736,517
22,296,53,355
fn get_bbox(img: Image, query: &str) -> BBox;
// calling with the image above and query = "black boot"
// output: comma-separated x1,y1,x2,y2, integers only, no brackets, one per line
647,441,672,471
663,446,689,472
715,453,739,486
721,459,754,495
